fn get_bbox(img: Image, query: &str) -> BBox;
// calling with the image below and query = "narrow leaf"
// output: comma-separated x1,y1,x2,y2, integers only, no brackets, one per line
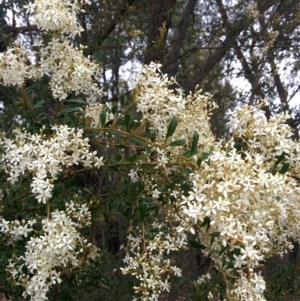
279,162,289,174
120,90,125,106
106,130,123,137
64,99,86,105
169,139,186,146
129,137,147,147
183,149,192,157
189,240,206,250
166,116,178,139
273,152,287,169
210,232,221,246
146,204,158,212
191,130,199,155
139,201,147,221
112,104,117,114
201,216,211,232
125,114,131,132
100,110,107,126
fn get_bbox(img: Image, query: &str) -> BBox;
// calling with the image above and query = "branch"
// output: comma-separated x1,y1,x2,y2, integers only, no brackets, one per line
164,0,198,77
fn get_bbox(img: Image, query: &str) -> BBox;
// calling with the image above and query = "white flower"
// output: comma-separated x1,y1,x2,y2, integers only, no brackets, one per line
128,169,139,183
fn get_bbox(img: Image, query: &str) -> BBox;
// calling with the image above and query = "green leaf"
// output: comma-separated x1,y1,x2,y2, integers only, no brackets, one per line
189,240,206,250
112,104,117,114
125,114,131,132
149,226,167,233
139,201,147,221
234,141,242,152
274,152,287,169
120,90,125,106
166,116,178,139
201,152,210,161
106,130,123,137
33,99,45,109
100,110,107,126
178,166,190,176
169,139,186,146
60,107,81,114
129,137,147,147
183,149,192,157
146,204,158,212
210,232,220,245
197,152,210,167
64,99,86,105
191,130,199,155
105,119,114,127
218,245,228,255
201,216,211,232
279,162,289,174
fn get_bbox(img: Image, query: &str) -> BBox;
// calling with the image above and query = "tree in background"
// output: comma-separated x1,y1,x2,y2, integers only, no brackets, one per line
0,1,300,301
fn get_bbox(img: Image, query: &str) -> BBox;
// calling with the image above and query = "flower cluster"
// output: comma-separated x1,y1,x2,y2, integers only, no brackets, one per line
0,218,36,244
38,40,102,101
7,202,91,301
229,105,300,176
231,273,266,301
24,0,90,37
121,64,300,301
85,102,114,128
1,125,104,203
121,223,187,301
0,43,40,87
195,273,211,285
135,62,216,149
0,0,103,102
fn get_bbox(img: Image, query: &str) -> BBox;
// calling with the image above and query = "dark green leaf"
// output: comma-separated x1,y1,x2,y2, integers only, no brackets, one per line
218,245,228,255
169,139,186,146
166,116,178,139
139,201,147,221
146,204,158,212
279,162,289,174
106,130,123,137
61,107,81,114
210,232,221,245
129,137,147,147
183,149,192,157
201,152,210,161
120,90,125,106
178,166,190,176
100,110,107,126
275,152,287,165
33,100,45,109
191,130,199,155
112,104,117,114
197,152,210,167
189,240,206,250
125,114,131,132
64,99,86,105
201,216,211,232
234,141,242,152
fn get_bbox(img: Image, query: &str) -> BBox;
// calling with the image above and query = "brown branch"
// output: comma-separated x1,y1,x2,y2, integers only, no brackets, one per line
164,0,198,77
89,0,136,54
144,0,177,64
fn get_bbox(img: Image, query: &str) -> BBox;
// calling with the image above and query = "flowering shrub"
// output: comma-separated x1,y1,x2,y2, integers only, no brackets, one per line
0,0,300,301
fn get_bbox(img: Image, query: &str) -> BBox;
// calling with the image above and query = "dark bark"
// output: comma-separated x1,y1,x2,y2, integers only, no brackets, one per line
164,0,198,77
144,0,177,64
88,0,137,54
